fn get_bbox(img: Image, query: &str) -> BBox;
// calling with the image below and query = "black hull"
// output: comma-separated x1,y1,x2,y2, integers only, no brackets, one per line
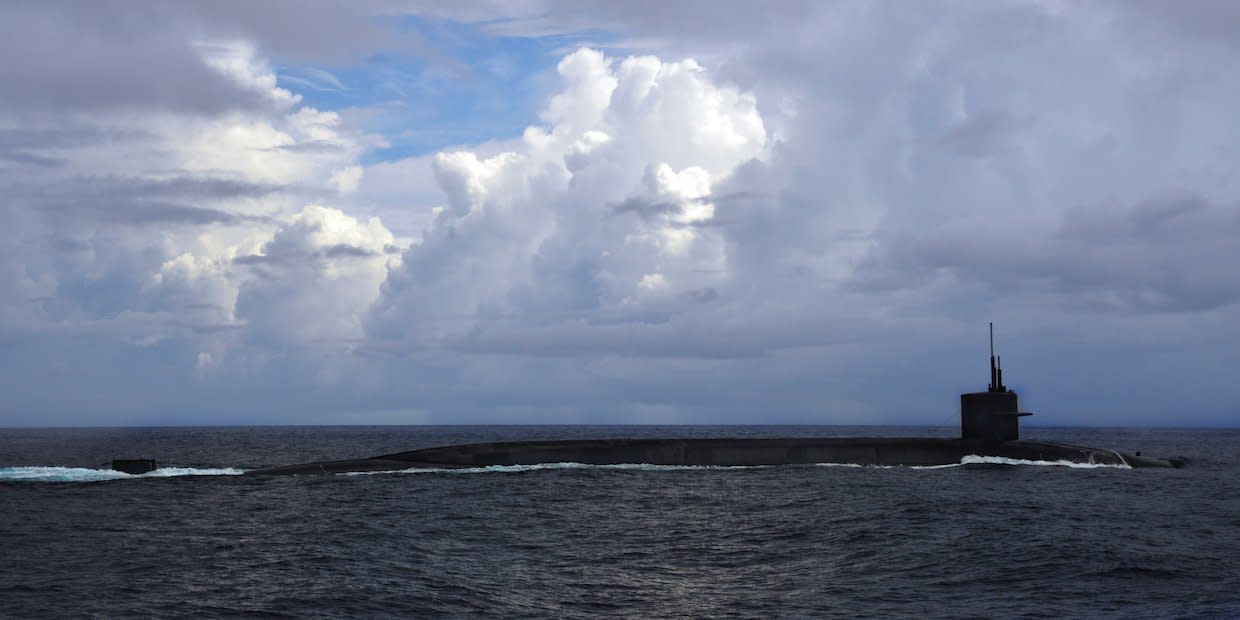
246,437,1182,475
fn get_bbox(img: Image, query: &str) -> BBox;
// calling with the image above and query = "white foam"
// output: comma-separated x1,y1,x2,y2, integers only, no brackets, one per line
815,456,1132,470
341,457,1132,476
960,454,1131,469
339,462,771,476
813,462,962,470
139,467,246,477
0,466,246,483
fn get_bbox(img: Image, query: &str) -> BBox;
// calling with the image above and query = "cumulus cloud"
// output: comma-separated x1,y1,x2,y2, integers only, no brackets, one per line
0,19,389,403
234,205,396,347
369,48,765,354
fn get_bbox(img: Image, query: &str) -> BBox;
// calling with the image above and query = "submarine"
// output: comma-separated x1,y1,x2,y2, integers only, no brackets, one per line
248,325,1185,475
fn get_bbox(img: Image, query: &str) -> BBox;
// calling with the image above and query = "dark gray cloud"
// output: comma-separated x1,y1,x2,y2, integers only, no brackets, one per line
235,243,379,266
445,0,823,47
258,140,349,154
70,202,248,226
0,126,155,147
1114,0,1240,50
323,243,379,259
936,108,1036,158
1,2,267,115
8,175,280,226
83,176,285,202
233,254,279,266
851,193,1240,313
609,197,682,219
0,126,152,168
0,0,426,116
686,287,718,303
608,193,755,221
0,150,63,168
391,309,868,360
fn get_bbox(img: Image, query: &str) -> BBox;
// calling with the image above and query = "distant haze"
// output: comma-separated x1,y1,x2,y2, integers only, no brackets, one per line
1,1,1238,427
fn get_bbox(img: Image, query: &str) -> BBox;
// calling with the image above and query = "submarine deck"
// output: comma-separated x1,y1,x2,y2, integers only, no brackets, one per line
246,436,1182,475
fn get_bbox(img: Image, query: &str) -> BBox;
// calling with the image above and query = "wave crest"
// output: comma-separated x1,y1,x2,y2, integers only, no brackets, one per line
960,455,1131,469
0,466,246,483
344,456,1132,476
340,462,770,476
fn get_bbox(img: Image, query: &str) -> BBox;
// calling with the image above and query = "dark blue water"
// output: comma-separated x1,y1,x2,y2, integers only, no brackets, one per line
2,426,1237,618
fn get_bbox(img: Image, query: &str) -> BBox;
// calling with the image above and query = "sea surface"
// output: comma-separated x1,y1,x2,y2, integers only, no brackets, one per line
1,425,1237,618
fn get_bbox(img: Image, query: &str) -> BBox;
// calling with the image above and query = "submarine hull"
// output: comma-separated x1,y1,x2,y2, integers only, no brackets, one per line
246,437,1180,475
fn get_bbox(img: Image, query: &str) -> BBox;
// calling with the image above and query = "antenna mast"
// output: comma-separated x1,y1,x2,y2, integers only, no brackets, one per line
989,323,996,391
988,322,1006,392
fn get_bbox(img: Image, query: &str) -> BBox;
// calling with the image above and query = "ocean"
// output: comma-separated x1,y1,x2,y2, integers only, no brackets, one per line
1,425,1237,618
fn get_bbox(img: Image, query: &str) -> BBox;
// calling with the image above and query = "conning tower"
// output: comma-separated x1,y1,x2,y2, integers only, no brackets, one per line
961,323,1032,441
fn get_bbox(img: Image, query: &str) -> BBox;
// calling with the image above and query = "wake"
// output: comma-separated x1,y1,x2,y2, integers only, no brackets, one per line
341,455,1132,476
0,466,246,483
3,455,1129,482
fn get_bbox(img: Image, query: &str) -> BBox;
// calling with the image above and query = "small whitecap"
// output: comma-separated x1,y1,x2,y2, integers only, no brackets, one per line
0,466,246,483
338,462,771,476
960,455,1131,469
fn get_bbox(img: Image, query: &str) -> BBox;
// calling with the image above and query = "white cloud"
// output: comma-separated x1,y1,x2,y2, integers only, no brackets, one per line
637,272,668,291
370,48,765,350
0,32,392,407
330,165,363,193
198,40,301,109
234,204,397,347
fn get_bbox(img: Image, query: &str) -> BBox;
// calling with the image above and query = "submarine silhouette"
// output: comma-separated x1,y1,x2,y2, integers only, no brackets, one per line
248,325,1185,475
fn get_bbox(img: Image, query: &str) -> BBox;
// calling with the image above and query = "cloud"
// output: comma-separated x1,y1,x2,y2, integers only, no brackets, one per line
0,1,423,116
0,14,388,403
0,4,268,116
936,108,1036,158
5,3,1240,425
0,126,152,168
7,175,282,226
369,48,765,355
1113,0,1240,51
852,192,1240,314
234,205,397,346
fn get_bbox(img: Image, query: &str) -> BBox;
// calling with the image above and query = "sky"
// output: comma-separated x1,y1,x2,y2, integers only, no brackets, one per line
2,0,1238,427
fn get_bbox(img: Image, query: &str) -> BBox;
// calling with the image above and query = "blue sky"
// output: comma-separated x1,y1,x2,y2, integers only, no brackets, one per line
278,15,611,163
1,1,1239,427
